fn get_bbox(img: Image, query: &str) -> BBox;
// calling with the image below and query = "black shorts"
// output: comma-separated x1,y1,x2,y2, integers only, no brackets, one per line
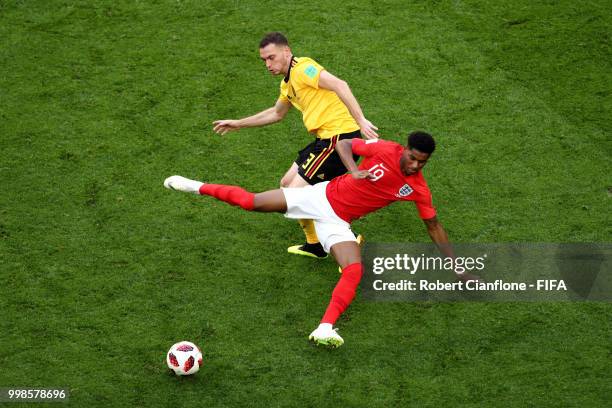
295,130,361,185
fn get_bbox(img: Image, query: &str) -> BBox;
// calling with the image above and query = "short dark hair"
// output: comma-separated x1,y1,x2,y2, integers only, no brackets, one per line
407,131,436,154
259,32,289,48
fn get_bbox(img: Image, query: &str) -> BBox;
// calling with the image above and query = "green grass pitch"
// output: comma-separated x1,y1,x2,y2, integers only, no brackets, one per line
1,0,610,406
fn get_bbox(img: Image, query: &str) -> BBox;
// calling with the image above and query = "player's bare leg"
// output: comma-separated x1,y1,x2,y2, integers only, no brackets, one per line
164,175,287,213
252,190,287,212
337,234,365,273
309,241,363,348
279,163,300,188
330,241,361,269
281,164,326,259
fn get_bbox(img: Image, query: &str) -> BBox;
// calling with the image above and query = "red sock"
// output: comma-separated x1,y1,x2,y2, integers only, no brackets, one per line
199,184,255,211
321,263,363,324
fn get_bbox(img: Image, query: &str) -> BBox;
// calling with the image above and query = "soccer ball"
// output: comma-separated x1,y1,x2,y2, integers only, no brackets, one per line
166,341,203,376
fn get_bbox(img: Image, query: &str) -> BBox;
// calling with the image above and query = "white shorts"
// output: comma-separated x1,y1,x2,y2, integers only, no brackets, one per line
282,181,357,253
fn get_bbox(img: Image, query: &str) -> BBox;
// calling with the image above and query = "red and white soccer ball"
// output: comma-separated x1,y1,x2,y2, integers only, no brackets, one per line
166,341,203,376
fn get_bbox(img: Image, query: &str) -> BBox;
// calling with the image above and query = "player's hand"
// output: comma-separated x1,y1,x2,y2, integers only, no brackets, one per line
213,120,241,135
358,118,379,140
351,170,374,180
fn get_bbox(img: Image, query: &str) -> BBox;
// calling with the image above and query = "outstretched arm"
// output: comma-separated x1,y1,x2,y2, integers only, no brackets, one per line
423,216,453,256
213,99,291,135
318,71,379,139
423,216,479,282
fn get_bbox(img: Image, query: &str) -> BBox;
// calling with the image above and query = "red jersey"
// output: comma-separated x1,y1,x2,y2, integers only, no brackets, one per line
325,138,436,223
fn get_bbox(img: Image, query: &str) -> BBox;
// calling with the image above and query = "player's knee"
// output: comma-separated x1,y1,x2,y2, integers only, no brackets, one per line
287,175,310,188
280,173,294,188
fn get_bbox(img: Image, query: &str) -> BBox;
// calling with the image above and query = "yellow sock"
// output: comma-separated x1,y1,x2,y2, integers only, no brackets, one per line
298,219,319,244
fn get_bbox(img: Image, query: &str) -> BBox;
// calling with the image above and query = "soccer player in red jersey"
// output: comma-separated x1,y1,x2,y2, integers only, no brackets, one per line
164,131,476,347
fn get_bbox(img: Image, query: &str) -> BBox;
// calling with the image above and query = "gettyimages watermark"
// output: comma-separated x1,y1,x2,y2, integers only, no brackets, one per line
361,243,611,301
